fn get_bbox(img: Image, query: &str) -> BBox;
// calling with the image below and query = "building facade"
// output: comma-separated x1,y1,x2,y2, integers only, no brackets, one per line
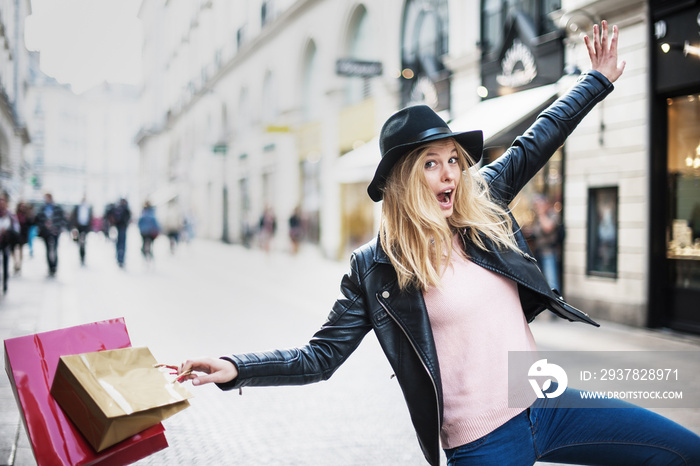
137,0,698,334
0,0,31,199
24,52,141,211
557,0,649,327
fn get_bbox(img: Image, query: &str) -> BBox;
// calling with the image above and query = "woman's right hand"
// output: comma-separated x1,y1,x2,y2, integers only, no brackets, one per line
178,357,239,386
584,20,626,83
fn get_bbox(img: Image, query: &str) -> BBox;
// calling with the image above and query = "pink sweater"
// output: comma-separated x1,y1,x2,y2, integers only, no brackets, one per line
423,238,538,449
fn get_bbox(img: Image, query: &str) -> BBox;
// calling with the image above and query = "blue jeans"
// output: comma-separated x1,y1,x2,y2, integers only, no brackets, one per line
44,234,59,274
444,387,700,465
116,226,127,265
538,251,560,293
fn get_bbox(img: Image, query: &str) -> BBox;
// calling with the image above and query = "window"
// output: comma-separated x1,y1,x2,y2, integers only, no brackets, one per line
667,94,700,290
587,187,618,277
302,41,321,121
261,0,274,27
344,6,372,105
401,0,450,109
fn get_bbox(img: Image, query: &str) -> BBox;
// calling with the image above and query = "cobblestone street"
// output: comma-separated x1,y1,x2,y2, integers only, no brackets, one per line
2,230,699,465
1,231,427,465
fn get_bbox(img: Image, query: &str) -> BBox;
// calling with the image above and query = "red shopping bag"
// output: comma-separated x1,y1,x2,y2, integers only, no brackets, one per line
4,318,169,466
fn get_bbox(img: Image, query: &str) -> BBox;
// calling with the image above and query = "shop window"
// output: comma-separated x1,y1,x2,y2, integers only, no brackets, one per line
340,182,375,257
587,186,618,278
401,0,450,110
507,148,564,291
667,95,700,290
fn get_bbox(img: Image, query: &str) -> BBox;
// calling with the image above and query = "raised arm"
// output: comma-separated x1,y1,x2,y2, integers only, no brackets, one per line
480,21,624,203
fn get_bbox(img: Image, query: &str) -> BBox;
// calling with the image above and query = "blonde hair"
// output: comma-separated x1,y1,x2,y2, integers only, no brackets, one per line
379,138,520,291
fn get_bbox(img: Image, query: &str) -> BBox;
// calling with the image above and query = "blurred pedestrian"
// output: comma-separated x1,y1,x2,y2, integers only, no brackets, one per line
259,206,276,253
529,195,562,293
27,219,38,257
108,198,131,267
0,194,19,292
288,206,303,255
137,201,160,261
70,196,93,266
163,199,184,254
176,23,700,466
183,213,195,243
14,200,35,274
241,216,254,249
102,203,114,241
35,193,65,277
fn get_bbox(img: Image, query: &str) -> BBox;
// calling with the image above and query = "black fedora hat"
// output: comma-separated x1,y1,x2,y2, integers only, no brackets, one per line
367,105,483,202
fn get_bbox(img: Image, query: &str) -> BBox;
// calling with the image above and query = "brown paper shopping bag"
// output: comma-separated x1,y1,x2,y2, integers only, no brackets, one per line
51,346,192,452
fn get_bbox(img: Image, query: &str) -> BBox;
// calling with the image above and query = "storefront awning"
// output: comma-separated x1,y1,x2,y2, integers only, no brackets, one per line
146,186,179,206
334,138,380,184
335,82,560,184
449,83,559,145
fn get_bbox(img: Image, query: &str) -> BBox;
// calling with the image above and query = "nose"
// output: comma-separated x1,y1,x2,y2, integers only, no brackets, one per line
442,165,455,182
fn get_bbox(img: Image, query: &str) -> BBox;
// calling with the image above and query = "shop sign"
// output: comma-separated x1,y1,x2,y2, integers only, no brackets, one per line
336,59,383,77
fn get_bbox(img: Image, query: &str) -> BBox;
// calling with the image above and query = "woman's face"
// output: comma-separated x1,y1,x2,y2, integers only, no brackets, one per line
422,139,461,218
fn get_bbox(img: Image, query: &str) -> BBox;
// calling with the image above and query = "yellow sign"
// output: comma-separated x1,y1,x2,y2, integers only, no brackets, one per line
265,125,291,133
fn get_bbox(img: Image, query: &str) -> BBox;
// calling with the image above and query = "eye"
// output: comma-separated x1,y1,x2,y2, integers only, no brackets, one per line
449,156,459,164
424,160,436,169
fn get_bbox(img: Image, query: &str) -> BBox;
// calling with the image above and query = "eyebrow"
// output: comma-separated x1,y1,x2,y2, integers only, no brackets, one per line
425,148,458,157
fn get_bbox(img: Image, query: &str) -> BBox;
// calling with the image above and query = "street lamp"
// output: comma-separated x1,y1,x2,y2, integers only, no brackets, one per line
212,142,230,243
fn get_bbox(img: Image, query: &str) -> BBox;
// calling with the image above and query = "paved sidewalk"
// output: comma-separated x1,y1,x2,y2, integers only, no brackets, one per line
1,233,699,465
1,239,53,466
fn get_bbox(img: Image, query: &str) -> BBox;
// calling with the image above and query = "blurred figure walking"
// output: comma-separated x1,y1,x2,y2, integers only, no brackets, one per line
288,206,303,255
137,201,160,261
70,196,93,266
108,198,131,268
14,200,35,273
259,206,276,253
163,199,183,254
530,195,562,293
101,203,114,241
35,193,65,277
0,194,19,292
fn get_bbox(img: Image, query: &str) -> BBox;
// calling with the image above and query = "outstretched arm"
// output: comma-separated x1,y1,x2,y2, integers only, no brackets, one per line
584,20,626,83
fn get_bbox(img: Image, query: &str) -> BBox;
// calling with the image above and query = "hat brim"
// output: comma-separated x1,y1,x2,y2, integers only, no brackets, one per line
367,129,483,202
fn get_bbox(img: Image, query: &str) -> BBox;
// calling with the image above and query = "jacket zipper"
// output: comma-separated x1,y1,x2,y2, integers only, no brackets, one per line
378,297,441,463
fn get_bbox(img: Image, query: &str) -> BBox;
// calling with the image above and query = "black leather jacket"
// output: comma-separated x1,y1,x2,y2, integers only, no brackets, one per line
219,70,613,465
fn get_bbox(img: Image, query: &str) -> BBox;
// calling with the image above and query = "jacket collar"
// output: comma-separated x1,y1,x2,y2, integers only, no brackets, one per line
373,234,393,265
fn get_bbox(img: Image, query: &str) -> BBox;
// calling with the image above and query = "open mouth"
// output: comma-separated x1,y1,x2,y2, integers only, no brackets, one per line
436,189,453,205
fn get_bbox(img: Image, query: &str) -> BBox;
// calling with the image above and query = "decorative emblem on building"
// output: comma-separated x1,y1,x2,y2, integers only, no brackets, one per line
497,39,538,88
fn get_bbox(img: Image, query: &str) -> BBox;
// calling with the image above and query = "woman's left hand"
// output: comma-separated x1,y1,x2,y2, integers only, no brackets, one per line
585,20,626,83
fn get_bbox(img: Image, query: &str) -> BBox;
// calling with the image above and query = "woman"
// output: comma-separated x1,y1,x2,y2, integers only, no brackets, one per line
179,23,700,465
14,200,34,273
0,195,19,292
